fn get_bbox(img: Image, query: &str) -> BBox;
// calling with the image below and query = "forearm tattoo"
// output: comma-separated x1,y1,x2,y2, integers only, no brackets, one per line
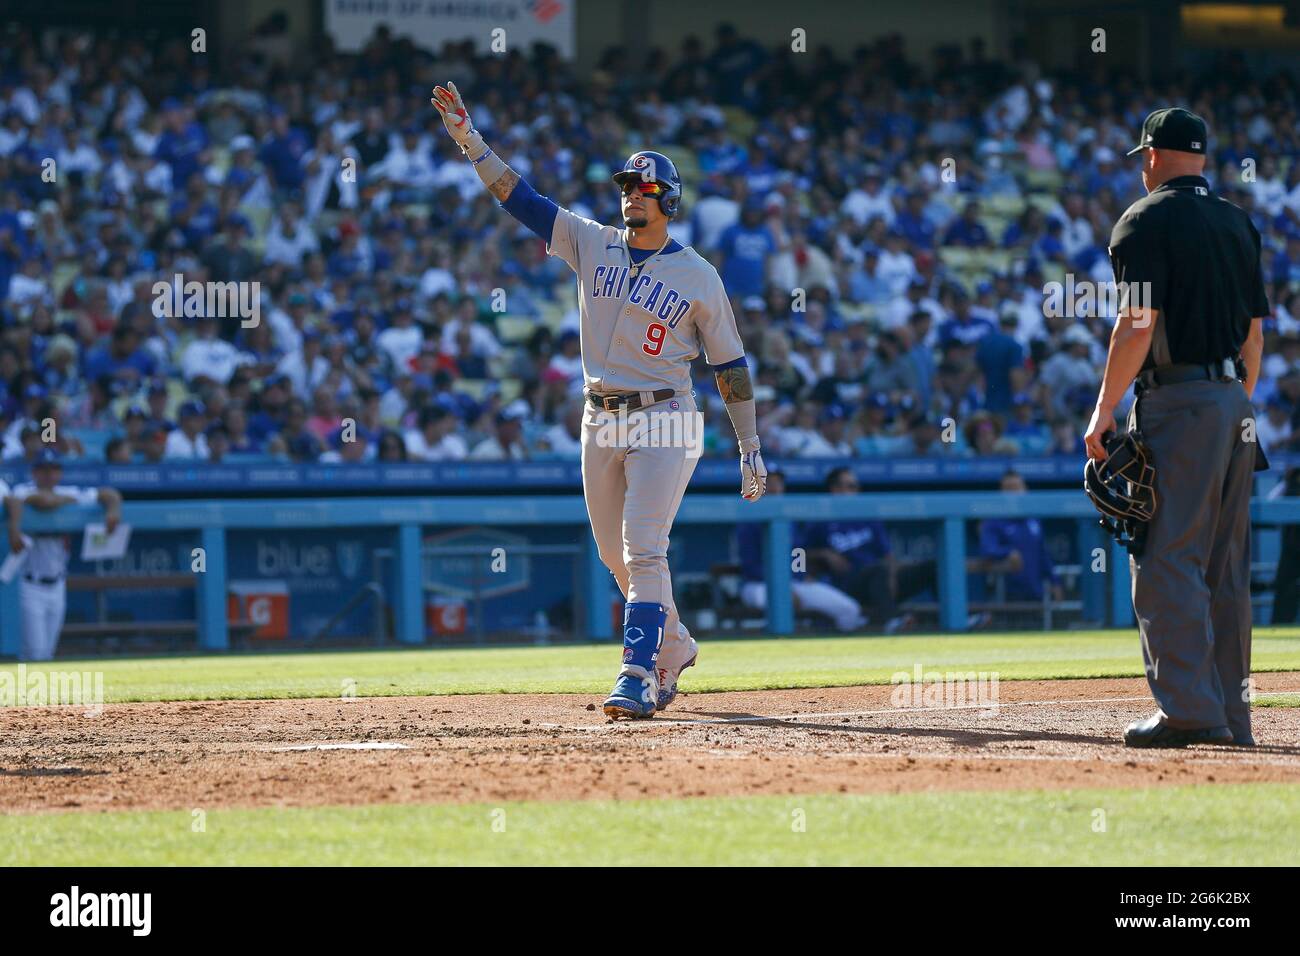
715,366,754,404
487,168,520,202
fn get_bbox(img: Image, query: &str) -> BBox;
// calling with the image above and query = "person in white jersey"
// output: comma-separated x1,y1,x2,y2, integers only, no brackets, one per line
5,449,123,661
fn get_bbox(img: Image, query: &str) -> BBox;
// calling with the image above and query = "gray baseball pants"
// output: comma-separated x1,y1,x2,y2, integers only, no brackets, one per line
1128,379,1255,738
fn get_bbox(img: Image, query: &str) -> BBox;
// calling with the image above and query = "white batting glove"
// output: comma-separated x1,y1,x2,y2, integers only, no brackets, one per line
431,82,476,149
741,449,768,501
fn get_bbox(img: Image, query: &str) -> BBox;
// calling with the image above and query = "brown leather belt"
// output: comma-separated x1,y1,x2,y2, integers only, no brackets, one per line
586,389,676,412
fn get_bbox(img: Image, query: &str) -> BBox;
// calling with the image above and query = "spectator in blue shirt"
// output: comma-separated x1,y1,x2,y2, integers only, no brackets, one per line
942,200,992,248
1273,235,1300,286
905,310,937,404
1004,393,1050,453
938,292,996,348
974,311,1026,412
716,202,777,298
82,324,157,389
975,470,1060,602
707,23,768,108
846,248,892,307
153,100,209,192
259,109,310,192
895,191,938,249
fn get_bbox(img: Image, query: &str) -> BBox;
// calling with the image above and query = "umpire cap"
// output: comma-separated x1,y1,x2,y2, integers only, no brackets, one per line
1126,108,1208,156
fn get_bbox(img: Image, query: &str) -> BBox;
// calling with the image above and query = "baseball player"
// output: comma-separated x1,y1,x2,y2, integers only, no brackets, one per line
432,82,767,718
5,450,123,661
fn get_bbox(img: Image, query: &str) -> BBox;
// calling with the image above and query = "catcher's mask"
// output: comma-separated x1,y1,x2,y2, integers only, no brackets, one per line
1084,429,1156,553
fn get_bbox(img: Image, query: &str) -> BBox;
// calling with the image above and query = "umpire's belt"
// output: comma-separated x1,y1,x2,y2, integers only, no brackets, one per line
23,575,63,585
587,388,675,412
1136,358,1238,392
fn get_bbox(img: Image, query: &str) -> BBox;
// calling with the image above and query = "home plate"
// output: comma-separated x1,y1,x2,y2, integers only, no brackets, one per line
271,742,410,752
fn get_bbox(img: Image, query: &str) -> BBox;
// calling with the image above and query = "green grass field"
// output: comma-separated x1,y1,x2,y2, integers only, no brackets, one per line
5,785,1299,866
4,626,1300,702
4,628,1299,866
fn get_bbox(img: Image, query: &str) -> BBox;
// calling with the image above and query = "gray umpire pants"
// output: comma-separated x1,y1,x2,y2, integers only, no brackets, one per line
1128,379,1255,737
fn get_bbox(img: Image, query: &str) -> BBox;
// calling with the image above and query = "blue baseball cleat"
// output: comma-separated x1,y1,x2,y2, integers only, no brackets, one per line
604,602,667,720
603,669,659,719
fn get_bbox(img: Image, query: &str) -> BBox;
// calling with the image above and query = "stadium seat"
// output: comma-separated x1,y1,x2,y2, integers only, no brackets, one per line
720,107,757,144
939,247,975,270
246,205,272,239
982,194,1025,218
538,301,570,331
51,262,80,298
453,379,491,402
498,378,523,404
209,146,231,177
495,315,537,345
1024,168,1066,192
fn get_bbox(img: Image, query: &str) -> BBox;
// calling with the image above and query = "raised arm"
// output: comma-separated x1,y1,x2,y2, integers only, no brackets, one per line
431,83,577,257
98,486,124,533
430,83,520,201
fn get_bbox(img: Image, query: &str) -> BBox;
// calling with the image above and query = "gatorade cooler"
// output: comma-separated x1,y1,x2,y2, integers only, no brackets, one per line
228,581,290,640
427,597,467,637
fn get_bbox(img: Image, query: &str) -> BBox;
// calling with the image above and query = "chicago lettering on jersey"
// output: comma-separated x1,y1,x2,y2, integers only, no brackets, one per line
591,266,692,328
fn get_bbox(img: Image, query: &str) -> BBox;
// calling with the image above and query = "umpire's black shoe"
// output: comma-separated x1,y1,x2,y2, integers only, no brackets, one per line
1232,733,1256,747
1123,713,1233,748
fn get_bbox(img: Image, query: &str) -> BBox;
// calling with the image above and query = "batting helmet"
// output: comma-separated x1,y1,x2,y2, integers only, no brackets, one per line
612,150,683,218
1084,429,1157,554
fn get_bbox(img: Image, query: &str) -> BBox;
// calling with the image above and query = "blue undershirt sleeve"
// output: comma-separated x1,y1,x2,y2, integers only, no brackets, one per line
709,355,748,371
500,177,560,243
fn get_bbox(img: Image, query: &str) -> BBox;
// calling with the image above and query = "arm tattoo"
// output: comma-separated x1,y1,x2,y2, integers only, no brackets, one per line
487,168,520,202
715,366,754,404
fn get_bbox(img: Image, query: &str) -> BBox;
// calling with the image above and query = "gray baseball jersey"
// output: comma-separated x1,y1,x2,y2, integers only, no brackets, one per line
547,207,745,394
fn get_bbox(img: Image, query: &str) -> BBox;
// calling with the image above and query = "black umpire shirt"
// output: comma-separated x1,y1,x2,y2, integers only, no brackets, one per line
1108,174,1270,369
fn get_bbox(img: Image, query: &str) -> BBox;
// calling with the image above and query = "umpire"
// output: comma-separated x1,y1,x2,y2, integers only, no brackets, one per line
1085,107,1268,748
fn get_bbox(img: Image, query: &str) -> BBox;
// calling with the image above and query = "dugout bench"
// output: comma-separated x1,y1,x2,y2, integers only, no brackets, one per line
60,574,259,651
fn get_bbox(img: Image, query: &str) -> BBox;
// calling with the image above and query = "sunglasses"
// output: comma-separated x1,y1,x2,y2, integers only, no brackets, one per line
621,181,665,197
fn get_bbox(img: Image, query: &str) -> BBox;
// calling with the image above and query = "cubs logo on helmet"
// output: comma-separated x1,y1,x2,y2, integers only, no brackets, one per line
612,150,683,218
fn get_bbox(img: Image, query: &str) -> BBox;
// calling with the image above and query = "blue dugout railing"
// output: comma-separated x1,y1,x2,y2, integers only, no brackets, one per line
3,492,1298,653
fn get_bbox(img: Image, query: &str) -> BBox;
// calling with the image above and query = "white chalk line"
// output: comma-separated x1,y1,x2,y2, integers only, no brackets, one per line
269,742,410,752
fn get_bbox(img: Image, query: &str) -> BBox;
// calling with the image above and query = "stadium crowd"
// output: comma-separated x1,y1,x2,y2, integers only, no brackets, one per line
2,22,1300,467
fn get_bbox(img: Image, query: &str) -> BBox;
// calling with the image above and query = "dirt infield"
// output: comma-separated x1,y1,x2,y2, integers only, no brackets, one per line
2,674,1299,814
